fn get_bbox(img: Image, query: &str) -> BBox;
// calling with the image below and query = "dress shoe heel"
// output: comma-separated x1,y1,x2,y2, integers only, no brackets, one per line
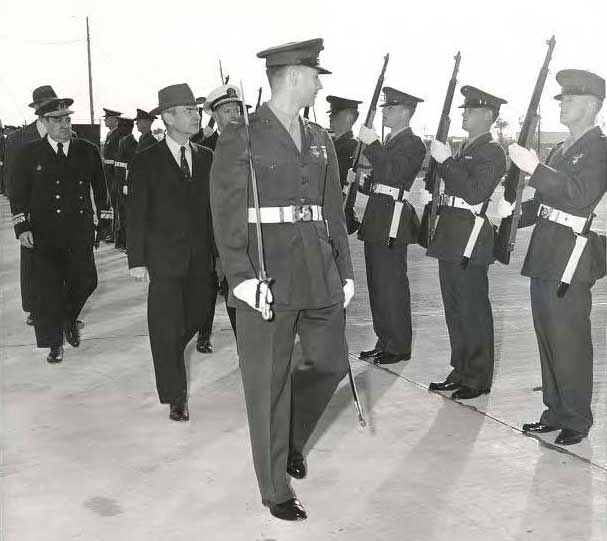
360,346,383,359
374,352,411,365
169,402,189,422
555,428,584,446
64,321,81,348
451,386,490,400
196,335,213,354
287,452,307,479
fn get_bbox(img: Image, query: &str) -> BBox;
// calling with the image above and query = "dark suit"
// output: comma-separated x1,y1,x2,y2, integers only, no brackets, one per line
210,104,353,505
427,133,507,391
135,131,157,153
519,126,606,434
358,127,426,355
10,136,108,346
5,121,45,314
127,138,215,404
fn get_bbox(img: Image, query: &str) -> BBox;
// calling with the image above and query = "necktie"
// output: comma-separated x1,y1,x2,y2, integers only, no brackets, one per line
180,146,191,181
57,142,66,159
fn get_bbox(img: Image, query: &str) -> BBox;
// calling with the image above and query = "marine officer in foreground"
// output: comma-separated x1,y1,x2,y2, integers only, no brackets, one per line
210,38,354,521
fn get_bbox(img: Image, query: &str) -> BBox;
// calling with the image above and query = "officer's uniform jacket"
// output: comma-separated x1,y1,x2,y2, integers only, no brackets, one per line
427,132,506,265
127,139,214,278
4,121,43,197
519,126,607,283
333,130,357,188
357,127,426,246
115,134,138,191
10,136,108,249
136,131,157,153
210,103,353,312
103,127,122,193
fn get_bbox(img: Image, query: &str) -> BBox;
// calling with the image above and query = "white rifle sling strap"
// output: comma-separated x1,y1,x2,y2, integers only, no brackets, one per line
560,234,589,285
370,183,411,244
463,215,486,259
389,201,404,241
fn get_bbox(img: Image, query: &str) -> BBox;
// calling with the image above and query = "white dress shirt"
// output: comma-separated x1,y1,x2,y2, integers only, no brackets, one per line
47,136,70,156
165,133,192,172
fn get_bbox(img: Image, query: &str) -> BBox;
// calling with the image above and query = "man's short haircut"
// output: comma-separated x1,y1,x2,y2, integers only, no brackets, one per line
266,65,291,89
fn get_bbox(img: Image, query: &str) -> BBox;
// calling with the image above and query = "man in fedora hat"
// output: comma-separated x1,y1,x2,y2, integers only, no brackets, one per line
502,69,606,446
10,97,109,363
211,38,353,521
426,85,508,400
5,85,60,326
127,83,215,422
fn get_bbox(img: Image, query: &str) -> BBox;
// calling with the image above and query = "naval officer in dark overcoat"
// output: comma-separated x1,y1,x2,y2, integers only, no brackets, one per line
426,86,507,400
10,97,109,363
210,38,354,521
356,87,426,365
504,69,606,445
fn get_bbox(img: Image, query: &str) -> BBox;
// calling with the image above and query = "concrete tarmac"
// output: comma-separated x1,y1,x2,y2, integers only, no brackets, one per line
1,183,605,541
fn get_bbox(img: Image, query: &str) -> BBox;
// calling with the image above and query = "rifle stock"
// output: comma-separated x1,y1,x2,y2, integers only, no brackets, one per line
494,35,556,264
418,52,461,248
343,53,390,234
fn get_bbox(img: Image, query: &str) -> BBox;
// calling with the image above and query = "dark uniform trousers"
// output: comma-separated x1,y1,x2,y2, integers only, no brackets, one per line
20,245,35,312
364,242,412,354
439,261,494,389
428,133,507,390
358,128,426,356
518,127,606,435
530,279,593,434
148,255,213,403
32,244,97,347
236,303,347,505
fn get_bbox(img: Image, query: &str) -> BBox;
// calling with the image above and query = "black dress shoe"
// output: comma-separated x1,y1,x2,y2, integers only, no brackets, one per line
169,402,189,422
555,428,585,446
429,381,461,392
287,452,306,479
196,335,213,354
373,352,411,365
47,346,64,363
26,314,35,326
522,422,558,434
64,321,81,348
451,386,490,400
360,346,383,359
268,498,307,521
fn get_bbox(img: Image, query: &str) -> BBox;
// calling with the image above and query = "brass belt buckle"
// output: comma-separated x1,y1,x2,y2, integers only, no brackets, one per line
293,204,313,222
539,206,551,219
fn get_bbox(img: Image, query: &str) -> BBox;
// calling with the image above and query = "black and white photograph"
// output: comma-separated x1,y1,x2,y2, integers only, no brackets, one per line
0,0,605,539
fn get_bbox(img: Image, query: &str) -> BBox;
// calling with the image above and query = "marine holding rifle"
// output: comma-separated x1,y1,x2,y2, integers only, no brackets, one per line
210,38,354,521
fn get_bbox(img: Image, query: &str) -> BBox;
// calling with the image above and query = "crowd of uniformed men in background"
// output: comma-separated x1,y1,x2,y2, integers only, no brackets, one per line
1,37,605,522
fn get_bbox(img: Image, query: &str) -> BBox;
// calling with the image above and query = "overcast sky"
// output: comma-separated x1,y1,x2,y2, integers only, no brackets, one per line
1,0,604,138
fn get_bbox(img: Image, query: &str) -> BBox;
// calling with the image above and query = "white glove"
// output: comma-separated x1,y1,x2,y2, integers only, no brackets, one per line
419,189,433,206
129,266,149,281
122,185,128,196
508,143,539,175
497,197,515,218
233,278,273,312
19,231,34,248
357,125,379,146
202,125,215,139
430,140,452,164
343,279,354,308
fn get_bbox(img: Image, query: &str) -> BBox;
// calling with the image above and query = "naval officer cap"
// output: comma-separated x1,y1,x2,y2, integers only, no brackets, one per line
257,38,331,74
35,97,75,117
326,95,362,114
203,84,242,114
380,87,424,108
134,108,157,121
458,86,507,113
554,69,605,101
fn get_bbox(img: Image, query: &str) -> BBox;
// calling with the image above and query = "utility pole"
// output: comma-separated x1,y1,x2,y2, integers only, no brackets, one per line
86,17,95,123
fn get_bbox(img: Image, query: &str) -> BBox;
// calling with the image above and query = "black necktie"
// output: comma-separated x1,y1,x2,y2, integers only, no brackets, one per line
180,146,191,181
57,142,66,159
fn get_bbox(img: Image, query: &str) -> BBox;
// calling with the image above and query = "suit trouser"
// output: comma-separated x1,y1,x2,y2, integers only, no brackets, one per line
20,245,35,313
147,265,212,404
439,260,494,390
31,245,98,347
364,241,412,355
531,278,594,434
237,303,348,506
199,276,237,340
